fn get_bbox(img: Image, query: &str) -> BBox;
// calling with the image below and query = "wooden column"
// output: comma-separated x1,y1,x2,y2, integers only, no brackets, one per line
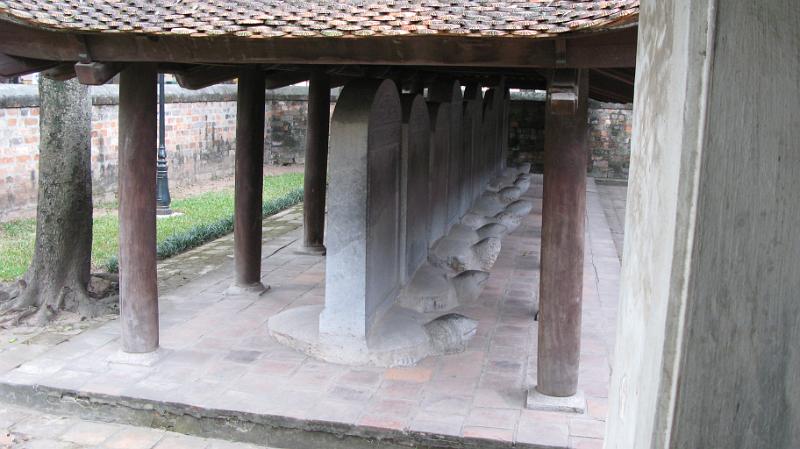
537,69,589,398
300,71,330,255
118,64,158,353
231,68,268,294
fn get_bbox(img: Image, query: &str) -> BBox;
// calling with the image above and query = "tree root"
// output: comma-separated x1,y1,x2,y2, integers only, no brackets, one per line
0,275,118,328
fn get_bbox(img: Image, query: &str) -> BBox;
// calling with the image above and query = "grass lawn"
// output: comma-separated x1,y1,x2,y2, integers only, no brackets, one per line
0,172,304,282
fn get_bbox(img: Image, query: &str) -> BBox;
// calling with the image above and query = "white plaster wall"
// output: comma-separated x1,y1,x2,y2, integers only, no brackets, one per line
607,1,800,448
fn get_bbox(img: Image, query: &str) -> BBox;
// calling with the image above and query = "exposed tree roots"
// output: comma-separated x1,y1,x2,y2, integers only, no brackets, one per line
0,275,118,329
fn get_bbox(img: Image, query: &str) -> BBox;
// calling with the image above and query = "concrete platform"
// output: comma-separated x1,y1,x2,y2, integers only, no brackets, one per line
0,178,620,449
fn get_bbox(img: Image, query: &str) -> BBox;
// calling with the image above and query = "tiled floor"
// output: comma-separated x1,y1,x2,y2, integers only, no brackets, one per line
595,181,628,260
0,176,622,449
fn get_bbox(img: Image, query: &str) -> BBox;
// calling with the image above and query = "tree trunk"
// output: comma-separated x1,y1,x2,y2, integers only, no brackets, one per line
0,77,107,325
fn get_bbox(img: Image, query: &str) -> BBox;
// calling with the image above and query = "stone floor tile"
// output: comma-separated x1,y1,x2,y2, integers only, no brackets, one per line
375,380,424,400
11,413,74,439
568,418,606,439
570,436,604,449
305,399,364,424
221,347,263,363
520,409,570,426
419,392,471,415
204,440,268,449
586,397,609,421
472,387,525,409
384,366,433,383
326,385,374,403
408,413,465,437
60,421,120,445
153,435,210,449
516,421,570,448
356,414,408,432
18,438,76,449
103,426,165,449
0,405,32,428
462,426,514,443
464,407,520,430
338,369,383,389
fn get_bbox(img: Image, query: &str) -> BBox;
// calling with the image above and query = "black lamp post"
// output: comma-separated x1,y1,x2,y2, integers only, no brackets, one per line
156,73,172,215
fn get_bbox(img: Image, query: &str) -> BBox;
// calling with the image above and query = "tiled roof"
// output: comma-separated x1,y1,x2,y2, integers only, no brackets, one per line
0,0,638,39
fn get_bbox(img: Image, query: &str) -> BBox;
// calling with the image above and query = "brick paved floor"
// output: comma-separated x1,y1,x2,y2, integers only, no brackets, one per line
0,176,625,449
595,181,627,260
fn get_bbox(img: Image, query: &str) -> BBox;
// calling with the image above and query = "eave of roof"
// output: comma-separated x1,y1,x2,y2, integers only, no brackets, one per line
0,0,638,40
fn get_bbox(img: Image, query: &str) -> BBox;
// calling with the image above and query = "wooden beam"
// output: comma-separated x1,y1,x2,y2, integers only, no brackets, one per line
0,21,637,69
0,53,56,77
264,70,309,89
74,61,123,85
589,69,634,103
41,63,77,81
173,65,238,89
593,68,635,86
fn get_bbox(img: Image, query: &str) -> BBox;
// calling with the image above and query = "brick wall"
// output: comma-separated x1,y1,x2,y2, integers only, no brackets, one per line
588,99,633,180
508,92,632,180
0,84,630,220
0,84,331,220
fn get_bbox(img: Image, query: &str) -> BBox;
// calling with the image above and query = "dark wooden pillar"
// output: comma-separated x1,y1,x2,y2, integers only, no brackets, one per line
300,71,330,255
118,64,158,353
537,69,589,397
231,68,268,294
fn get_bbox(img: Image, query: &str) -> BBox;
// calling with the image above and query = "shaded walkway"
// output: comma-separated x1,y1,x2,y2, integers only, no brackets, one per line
0,177,624,449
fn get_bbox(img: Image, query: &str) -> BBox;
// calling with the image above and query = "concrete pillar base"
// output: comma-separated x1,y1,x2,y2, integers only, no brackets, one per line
294,244,327,256
526,387,586,414
224,282,269,296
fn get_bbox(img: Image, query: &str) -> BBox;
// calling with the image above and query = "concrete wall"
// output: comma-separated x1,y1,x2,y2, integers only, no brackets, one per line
606,1,800,448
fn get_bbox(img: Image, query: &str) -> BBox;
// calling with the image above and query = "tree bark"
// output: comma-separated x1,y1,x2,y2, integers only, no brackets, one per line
0,77,105,326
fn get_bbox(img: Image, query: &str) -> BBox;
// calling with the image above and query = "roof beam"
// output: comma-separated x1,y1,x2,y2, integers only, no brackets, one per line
173,65,239,89
74,61,124,85
593,68,635,86
42,63,77,81
0,22,637,69
589,69,634,103
0,53,56,77
264,70,309,89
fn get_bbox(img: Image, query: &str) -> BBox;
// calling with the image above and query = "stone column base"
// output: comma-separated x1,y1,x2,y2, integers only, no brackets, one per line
294,244,327,256
224,282,269,296
526,387,586,414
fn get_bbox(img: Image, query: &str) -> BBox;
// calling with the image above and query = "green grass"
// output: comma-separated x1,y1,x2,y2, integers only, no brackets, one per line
0,173,304,281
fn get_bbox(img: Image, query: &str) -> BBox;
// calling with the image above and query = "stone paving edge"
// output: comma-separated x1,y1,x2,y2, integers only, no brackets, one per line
0,381,566,449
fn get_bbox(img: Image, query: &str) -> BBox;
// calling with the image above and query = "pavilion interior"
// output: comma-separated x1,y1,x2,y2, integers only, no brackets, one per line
0,3,639,448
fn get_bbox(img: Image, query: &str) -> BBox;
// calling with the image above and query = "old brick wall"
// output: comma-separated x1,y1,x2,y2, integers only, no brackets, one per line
0,84,628,220
0,84,332,220
508,92,632,180
588,99,633,180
